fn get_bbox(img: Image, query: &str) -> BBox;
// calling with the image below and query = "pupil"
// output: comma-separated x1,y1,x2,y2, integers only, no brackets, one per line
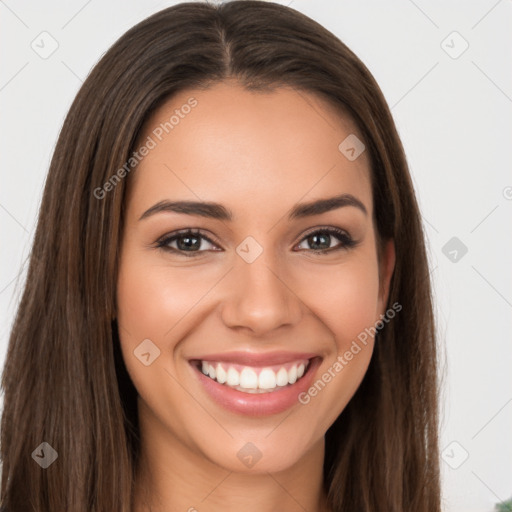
309,233,329,250
178,234,200,251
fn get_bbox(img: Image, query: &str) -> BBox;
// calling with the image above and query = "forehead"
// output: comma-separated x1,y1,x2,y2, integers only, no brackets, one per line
127,81,372,221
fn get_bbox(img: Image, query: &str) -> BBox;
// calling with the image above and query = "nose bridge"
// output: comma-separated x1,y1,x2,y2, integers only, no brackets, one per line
220,238,302,334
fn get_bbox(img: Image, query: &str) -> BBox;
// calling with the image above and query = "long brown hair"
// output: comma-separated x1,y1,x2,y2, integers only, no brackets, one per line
0,1,442,510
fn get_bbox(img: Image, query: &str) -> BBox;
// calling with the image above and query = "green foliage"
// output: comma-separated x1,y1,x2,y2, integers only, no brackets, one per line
495,497,512,512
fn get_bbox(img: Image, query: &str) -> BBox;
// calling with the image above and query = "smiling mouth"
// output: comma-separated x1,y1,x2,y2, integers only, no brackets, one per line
190,358,314,394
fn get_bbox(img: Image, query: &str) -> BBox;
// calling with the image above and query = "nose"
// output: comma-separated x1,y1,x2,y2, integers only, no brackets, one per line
220,251,303,336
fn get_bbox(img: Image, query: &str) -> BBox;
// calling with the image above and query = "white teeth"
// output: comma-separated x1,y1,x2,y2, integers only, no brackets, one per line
239,368,258,389
288,365,297,384
215,364,227,384
198,359,311,392
276,367,289,386
258,368,277,389
226,367,240,386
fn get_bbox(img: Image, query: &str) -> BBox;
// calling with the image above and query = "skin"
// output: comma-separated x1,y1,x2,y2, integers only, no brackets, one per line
116,80,395,512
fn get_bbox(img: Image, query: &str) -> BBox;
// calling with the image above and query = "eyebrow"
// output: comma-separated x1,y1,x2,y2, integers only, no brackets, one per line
138,193,368,222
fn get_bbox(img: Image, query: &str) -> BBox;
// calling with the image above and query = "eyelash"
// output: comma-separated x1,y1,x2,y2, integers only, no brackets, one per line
155,227,357,258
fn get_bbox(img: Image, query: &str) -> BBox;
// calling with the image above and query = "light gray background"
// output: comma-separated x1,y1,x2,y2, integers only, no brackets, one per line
1,1,511,511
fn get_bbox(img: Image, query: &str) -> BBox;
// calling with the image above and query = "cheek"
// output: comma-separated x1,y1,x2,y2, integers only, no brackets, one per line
116,251,206,340
293,254,381,425
115,249,203,418
297,253,381,346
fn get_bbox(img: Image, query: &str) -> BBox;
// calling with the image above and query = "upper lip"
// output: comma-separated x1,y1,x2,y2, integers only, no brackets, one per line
189,351,320,367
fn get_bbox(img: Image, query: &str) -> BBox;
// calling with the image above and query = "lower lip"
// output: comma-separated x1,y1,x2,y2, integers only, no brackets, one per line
190,357,322,416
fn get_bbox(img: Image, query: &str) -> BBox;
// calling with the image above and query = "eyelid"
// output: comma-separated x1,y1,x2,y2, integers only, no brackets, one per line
298,225,350,240
155,228,221,251
293,226,356,252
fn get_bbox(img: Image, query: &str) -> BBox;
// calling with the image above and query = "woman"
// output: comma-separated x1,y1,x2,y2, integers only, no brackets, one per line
0,1,442,511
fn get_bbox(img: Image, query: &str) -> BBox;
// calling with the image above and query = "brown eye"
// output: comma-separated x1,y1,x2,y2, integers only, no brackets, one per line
156,229,220,257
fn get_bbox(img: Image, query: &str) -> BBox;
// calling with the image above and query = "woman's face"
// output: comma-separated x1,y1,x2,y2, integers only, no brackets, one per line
116,80,395,474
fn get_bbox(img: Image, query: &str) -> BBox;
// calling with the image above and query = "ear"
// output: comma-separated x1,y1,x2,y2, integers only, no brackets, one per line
378,239,396,315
